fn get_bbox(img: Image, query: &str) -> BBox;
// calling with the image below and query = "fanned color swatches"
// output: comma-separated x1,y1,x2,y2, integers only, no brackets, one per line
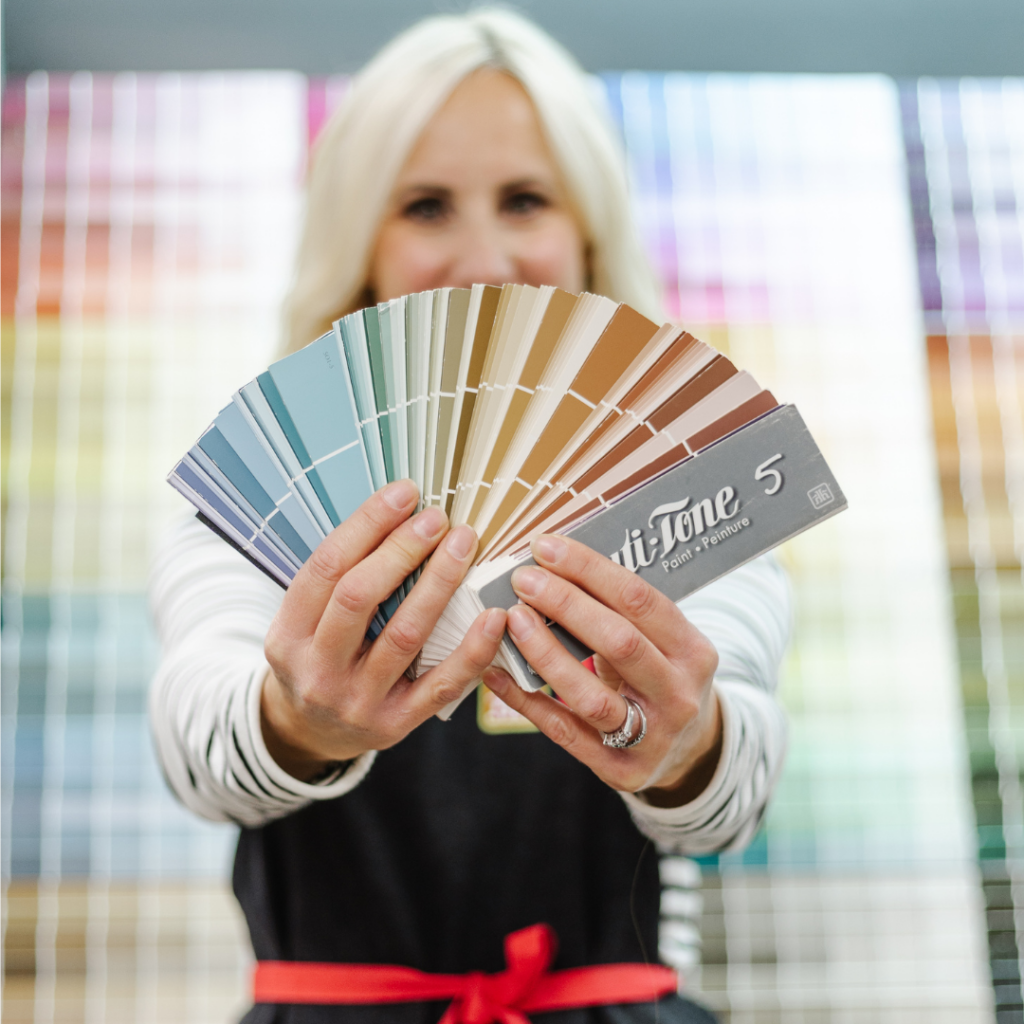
169,284,844,694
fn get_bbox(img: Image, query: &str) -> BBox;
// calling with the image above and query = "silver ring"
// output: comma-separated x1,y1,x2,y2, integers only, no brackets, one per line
601,696,648,749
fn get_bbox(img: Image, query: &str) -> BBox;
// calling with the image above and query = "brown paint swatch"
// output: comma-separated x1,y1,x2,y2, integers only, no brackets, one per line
647,356,737,433
431,288,470,503
686,390,778,452
516,304,659,486
446,285,502,512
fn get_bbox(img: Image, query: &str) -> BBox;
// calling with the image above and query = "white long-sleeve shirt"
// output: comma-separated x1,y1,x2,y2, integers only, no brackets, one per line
149,516,789,854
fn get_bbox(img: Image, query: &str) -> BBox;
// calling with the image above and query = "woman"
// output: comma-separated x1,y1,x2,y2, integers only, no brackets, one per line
150,10,790,1023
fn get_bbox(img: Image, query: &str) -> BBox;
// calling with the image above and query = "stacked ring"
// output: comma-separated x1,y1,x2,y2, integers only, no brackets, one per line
601,696,648,749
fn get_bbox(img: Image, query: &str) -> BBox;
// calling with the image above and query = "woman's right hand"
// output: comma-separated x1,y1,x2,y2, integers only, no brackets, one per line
260,479,507,780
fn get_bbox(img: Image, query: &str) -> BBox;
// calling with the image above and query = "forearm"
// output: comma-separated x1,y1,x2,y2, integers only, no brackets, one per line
150,642,375,827
623,553,792,851
621,680,787,854
148,516,376,827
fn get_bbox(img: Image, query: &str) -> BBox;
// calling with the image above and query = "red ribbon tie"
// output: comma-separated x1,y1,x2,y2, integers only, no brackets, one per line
254,923,678,1023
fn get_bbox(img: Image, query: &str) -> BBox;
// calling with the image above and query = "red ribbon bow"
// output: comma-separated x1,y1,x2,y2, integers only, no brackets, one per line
254,923,678,1024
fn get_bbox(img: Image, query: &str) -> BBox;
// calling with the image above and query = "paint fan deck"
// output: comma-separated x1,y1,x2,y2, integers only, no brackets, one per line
170,285,844,696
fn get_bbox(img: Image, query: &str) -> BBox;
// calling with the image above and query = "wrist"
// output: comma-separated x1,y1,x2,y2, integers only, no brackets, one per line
260,668,365,782
643,687,723,808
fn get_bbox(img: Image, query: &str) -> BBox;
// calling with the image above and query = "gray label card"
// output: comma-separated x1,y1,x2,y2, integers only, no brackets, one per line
479,404,846,681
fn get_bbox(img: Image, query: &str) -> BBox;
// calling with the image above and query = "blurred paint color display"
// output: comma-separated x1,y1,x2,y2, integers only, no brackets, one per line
900,78,1024,1024
2,70,1021,1022
1,73,304,1023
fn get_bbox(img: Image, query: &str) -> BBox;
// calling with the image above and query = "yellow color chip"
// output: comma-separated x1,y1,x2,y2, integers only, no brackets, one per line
476,684,542,734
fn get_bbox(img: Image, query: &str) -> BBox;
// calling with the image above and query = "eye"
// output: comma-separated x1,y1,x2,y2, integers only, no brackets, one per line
402,195,449,223
502,190,549,218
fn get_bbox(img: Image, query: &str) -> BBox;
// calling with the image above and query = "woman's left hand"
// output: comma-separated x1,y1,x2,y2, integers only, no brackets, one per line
481,534,723,807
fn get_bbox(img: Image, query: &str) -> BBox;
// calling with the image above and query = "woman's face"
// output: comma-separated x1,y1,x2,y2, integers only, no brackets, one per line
369,69,588,301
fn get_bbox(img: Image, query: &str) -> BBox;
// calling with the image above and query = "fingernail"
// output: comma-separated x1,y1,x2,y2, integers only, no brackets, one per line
482,607,506,641
483,667,509,690
412,506,447,540
511,567,545,598
382,479,418,510
532,535,566,564
446,524,477,560
506,604,536,641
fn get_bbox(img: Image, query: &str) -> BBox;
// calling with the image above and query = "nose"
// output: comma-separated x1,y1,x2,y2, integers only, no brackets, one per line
448,221,517,289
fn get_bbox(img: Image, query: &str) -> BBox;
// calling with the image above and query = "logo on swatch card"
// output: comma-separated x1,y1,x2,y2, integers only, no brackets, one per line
608,454,785,574
807,483,834,509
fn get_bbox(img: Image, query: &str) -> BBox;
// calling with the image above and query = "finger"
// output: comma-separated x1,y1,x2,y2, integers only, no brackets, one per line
280,479,419,637
402,608,508,720
504,603,642,734
362,524,479,683
592,653,622,684
483,669,658,794
509,566,671,700
313,504,450,665
531,534,699,659
480,667,627,771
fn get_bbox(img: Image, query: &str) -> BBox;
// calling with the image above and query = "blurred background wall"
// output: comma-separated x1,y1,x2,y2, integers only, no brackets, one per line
4,0,1024,77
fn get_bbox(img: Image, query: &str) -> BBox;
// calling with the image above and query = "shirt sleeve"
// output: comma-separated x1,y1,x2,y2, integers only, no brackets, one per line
619,554,791,854
148,515,376,828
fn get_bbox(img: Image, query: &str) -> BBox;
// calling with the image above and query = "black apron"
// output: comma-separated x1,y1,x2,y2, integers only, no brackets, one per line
234,695,715,1024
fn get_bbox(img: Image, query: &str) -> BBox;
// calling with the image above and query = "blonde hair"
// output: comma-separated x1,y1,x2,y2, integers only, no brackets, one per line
283,6,662,353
